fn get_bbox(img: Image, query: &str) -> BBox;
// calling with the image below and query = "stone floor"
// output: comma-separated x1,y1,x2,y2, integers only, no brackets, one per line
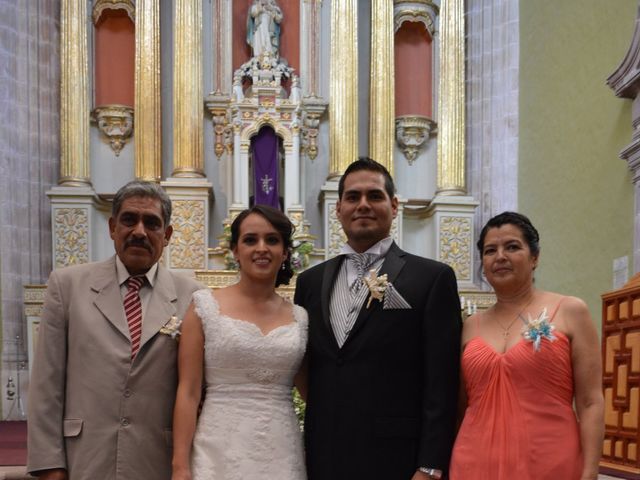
0,467,628,479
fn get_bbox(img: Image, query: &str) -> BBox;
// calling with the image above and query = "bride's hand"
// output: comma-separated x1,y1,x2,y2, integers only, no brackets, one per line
171,466,192,480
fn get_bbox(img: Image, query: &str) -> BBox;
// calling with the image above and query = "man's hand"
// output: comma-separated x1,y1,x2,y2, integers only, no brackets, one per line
411,470,429,480
36,468,67,480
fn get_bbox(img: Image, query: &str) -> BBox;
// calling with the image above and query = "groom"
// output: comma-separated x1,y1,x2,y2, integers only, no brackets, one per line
295,158,461,480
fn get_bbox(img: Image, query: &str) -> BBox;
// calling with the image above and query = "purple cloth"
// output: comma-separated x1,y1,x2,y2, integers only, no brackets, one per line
251,126,280,210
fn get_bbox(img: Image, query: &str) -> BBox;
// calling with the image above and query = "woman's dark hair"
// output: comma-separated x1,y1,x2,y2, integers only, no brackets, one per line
477,211,540,257
230,205,294,287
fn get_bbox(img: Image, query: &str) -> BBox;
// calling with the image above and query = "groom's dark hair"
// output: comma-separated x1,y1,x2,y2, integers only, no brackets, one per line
338,157,396,200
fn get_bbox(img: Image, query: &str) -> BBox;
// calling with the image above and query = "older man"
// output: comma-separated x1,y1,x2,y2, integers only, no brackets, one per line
295,158,462,480
27,181,203,480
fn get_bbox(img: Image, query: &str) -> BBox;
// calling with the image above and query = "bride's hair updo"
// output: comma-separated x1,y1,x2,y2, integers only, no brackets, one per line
230,205,295,287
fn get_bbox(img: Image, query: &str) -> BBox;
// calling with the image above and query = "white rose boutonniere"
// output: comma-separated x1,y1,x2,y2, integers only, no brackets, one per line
363,269,389,308
160,315,182,340
363,269,412,310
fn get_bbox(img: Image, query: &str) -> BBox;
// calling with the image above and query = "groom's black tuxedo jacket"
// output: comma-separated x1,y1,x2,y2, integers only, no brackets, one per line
294,243,462,480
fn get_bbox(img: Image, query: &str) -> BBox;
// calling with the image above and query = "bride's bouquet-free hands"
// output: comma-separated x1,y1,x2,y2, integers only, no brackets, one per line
171,465,192,480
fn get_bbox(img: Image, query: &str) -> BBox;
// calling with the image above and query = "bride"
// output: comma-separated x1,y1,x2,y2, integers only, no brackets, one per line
171,205,307,480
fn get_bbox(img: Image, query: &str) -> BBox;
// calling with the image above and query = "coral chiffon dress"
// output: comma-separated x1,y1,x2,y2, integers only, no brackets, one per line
450,302,583,480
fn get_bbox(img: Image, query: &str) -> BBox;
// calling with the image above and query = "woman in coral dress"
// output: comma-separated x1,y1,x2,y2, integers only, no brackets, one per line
450,212,603,480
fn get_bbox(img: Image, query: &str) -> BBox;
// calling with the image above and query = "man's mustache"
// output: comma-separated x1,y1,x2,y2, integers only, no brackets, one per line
125,238,152,252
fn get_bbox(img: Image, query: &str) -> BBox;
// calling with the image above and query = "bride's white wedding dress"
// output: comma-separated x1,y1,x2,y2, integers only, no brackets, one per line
190,289,307,480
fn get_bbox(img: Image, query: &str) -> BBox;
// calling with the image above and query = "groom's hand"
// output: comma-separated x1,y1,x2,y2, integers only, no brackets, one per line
411,471,429,480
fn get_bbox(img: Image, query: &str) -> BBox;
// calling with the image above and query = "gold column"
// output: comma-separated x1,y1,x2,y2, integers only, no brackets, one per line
60,0,90,186
369,0,395,175
135,0,162,181
329,0,358,178
172,0,204,177
436,0,466,195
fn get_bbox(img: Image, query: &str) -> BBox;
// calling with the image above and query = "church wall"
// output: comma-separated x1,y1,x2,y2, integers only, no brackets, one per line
519,0,636,322
0,0,59,419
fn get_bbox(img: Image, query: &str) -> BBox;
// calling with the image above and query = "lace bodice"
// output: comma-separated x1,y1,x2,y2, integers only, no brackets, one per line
189,289,308,480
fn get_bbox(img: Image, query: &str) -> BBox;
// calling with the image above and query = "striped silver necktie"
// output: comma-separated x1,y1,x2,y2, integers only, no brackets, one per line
347,253,379,292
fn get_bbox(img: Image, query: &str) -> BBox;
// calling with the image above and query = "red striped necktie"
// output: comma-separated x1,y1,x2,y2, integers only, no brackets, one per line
124,276,145,359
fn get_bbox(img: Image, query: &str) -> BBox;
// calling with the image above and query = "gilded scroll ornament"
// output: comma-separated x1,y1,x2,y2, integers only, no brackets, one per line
170,200,206,269
54,208,89,267
214,112,232,158
439,215,471,281
93,105,134,156
395,115,436,164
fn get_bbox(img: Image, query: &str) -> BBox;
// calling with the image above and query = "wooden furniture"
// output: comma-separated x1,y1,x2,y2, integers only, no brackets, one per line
601,274,640,479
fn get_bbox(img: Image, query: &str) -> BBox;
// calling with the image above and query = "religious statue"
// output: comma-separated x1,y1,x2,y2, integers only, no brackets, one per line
246,0,283,59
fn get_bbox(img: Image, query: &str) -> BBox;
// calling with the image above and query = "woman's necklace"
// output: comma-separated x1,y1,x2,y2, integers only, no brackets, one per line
495,296,534,338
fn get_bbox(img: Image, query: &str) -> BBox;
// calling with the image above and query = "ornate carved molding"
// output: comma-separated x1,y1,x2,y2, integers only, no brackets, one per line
170,200,206,269
205,92,232,158
92,105,134,156
439,215,472,282
54,208,90,267
395,115,436,164
327,204,347,258
24,285,47,317
92,0,135,24
607,7,640,99
301,95,327,160
608,6,640,272
394,0,438,36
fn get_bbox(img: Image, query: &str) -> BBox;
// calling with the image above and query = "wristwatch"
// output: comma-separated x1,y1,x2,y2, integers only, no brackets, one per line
418,467,443,479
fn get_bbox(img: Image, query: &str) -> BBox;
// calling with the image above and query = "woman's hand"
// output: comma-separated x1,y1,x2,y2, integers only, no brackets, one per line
171,465,192,480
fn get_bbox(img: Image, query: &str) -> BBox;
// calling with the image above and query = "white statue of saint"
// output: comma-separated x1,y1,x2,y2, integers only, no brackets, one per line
246,0,283,58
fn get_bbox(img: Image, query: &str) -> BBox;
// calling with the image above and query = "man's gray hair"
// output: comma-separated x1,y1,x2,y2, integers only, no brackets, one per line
112,181,172,226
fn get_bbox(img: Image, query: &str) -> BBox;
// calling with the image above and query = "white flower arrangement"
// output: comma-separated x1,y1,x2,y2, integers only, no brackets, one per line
159,315,182,340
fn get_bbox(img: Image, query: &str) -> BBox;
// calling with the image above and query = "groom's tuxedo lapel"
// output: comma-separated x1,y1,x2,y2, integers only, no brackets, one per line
320,255,344,349
343,243,407,347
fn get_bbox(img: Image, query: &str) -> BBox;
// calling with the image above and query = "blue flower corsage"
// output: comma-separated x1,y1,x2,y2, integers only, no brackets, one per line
521,308,557,352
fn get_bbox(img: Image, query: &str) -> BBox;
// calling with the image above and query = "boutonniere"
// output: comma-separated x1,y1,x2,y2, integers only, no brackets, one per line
159,315,182,340
521,307,557,352
362,269,412,310
363,269,389,308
